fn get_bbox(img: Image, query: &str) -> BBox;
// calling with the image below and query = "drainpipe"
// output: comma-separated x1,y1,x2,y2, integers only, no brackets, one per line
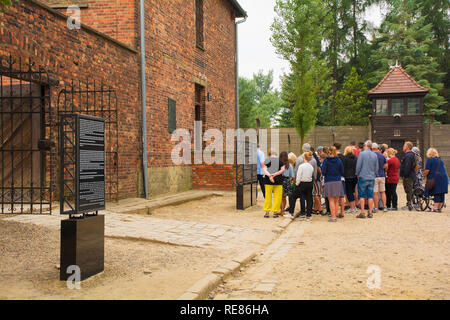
235,16,246,186
235,16,247,132
139,0,148,198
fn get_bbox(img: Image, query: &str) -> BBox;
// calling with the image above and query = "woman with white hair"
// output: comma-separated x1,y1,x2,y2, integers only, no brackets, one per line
424,148,449,212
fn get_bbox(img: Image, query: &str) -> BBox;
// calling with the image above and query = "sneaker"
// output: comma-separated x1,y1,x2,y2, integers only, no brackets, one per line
306,216,312,222
345,208,353,214
356,213,366,219
387,207,395,211
373,208,378,213
283,213,293,218
401,205,412,211
299,213,306,219
383,208,388,212
328,217,337,222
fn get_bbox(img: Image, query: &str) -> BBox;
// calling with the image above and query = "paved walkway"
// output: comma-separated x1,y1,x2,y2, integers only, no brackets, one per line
4,211,269,250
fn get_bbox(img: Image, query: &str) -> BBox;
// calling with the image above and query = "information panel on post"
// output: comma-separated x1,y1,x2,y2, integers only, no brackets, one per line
76,115,106,213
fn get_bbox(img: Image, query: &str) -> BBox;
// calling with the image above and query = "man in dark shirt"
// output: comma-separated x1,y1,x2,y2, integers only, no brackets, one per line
399,141,416,211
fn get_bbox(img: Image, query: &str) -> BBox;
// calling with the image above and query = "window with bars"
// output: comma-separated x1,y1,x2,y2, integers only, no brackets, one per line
407,98,420,115
391,99,404,115
376,99,388,115
168,98,176,134
195,0,204,48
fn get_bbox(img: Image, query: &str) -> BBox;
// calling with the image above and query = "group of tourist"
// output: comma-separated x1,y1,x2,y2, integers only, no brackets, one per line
256,140,449,222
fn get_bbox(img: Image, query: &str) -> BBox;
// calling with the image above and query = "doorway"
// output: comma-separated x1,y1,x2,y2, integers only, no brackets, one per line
391,139,405,161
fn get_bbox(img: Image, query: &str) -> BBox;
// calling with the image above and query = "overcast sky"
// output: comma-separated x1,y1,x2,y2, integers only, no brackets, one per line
237,0,385,89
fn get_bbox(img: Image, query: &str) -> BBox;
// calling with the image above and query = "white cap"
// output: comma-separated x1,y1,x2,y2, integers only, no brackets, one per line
302,143,311,152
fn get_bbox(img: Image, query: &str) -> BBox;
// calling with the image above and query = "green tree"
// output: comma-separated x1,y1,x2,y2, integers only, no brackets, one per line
369,0,446,118
238,77,257,129
271,0,326,147
0,0,11,10
238,71,283,128
335,67,371,125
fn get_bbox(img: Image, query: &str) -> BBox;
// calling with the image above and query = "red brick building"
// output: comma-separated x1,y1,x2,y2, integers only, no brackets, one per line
0,0,246,205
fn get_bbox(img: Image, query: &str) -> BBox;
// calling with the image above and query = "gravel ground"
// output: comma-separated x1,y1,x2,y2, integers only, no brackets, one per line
153,194,282,231
0,219,230,299
213,199,450,300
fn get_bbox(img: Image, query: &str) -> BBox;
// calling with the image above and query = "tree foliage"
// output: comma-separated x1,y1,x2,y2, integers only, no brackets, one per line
335,67,371,125
238,71,283,129
269,0,449,129
271,0,327,147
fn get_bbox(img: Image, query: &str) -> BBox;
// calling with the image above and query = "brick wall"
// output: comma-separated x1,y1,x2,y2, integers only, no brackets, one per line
1,0,240,199
143,0,237,193
43,0,139,48
0,0,141,198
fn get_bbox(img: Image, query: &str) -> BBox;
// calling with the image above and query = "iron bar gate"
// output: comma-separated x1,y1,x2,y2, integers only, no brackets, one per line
0,55,119,215
57,81,119,203
236,139,257,210
0,56,53,214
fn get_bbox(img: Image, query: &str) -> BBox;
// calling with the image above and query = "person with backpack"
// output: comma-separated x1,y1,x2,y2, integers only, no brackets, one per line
399,141,416,211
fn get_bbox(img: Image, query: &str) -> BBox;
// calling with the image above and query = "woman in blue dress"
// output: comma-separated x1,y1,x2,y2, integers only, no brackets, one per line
424,148,449,212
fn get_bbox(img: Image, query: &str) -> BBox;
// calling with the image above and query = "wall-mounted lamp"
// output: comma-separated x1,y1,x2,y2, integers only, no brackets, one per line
207,92,212,101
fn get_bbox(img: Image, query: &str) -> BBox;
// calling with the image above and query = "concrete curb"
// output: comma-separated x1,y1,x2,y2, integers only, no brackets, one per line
177,217,296,300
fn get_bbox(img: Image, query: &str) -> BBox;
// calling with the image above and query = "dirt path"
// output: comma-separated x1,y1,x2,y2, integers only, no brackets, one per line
213,209,450,300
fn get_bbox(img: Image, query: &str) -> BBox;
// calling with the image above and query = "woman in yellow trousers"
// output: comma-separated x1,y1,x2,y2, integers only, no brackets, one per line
261,150,286,218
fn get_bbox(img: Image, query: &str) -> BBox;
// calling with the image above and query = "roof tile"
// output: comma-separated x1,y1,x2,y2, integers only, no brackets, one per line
369,67,429,95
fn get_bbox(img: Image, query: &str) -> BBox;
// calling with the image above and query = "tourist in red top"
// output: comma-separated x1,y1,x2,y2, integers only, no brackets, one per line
353,141,363,157
386,148,400,210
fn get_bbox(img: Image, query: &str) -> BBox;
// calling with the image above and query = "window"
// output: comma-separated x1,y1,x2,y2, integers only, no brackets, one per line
168,98,176,134
195,0,204,48
376,99,388,115
195,84,205,149
407,98,420,115
391,99,403,115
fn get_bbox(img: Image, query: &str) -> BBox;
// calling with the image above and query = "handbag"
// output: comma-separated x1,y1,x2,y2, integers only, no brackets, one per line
425,158,441,191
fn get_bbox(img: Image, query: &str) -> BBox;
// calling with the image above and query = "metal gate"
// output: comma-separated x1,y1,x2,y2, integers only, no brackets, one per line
236,139,257,210
0,55,119,215
0,56,54,214
56,81,119,203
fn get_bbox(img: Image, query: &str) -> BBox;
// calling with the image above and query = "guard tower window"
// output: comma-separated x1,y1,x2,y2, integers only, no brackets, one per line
407,98,420,115
391,99,403,115
196,0,204,48
376,99,388,115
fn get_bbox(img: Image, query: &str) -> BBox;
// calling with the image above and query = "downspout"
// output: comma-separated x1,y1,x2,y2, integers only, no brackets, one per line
139,0,149,198
235,16,247,132
235,16,246,185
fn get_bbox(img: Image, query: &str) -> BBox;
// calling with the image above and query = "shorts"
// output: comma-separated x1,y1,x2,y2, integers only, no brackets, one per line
374,177,386,193
358,178,375,199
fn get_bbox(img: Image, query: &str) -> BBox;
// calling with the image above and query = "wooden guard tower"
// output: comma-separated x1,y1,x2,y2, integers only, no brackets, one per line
368,65,429,160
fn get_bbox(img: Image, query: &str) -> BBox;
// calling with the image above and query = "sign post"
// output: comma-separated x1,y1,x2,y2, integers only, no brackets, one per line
59,114,105,281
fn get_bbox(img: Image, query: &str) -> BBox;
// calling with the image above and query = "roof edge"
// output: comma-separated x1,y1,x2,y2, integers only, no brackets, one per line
227,0,247,18
369,66,429,95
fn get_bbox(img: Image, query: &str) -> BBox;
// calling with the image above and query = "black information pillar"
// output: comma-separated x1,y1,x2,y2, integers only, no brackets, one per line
60,114,105,281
